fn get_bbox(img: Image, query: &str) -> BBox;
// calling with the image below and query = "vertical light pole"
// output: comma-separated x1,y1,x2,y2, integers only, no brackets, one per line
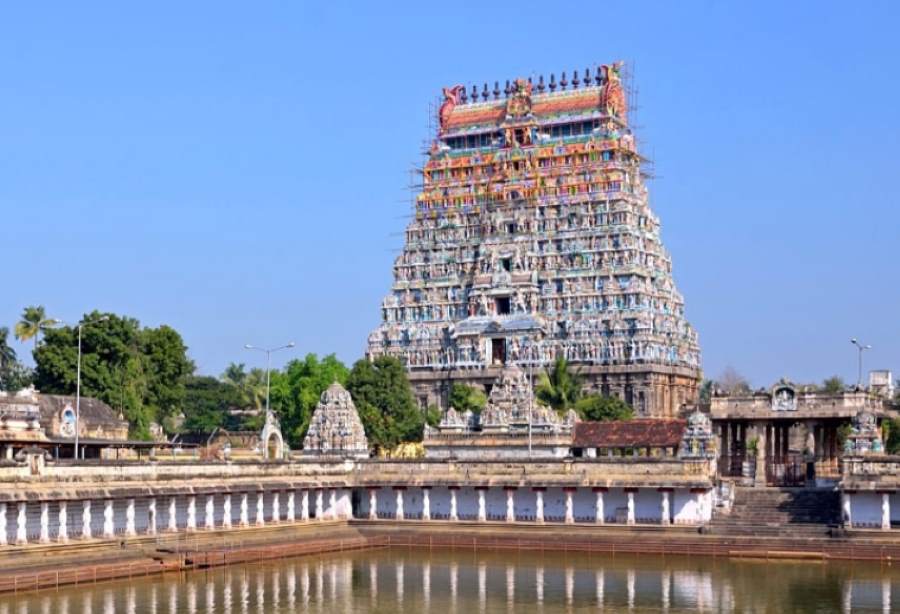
850,338,872,389
71,315,109,460
244,342,296,451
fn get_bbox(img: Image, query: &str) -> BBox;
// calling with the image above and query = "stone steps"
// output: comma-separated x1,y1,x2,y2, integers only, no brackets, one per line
710,487,840,536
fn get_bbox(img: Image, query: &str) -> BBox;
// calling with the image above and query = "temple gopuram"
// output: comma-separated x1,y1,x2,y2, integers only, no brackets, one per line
367,63,700,416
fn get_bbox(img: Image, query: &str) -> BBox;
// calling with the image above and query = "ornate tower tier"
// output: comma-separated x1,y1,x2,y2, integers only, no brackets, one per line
367,64,701,416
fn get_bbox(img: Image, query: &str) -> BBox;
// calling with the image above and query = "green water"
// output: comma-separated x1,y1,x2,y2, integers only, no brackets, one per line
0,549,897,612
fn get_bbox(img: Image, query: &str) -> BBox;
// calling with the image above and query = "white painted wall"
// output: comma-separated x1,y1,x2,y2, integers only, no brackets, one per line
851,492,882,527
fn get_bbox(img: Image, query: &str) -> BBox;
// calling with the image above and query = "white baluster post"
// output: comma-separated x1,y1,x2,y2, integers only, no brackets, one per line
39,502,50,543
125,498,136,537
660,490,671,526
369,488,378,520
82,500,93,538
222,494,232,529
395,488,405,521
594,488,606,524
16,502,27,545
168,497,178,532
58,501,69,542
626,490,636,526
477,488,486,522
505,488,515,523
103,499,114,538
422,487,431,521
535,489,545,524
186,496,197,531
449,487,459,521
205,495,215,530
240,493,249,527
286,491,295,522
564,488,574,524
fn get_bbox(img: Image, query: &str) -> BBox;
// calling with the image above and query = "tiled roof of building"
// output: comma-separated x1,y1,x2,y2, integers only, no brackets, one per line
573,419,686,448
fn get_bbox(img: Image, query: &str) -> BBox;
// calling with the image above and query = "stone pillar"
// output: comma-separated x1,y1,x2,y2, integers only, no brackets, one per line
534,488,545,524
505,488,515,522
300,490,309,521
564,488,575,524
315,490,324,520
368,488,378,520
449,487,459,521
0,503,7,546
660,490,671,526
626,489,636,525
39,502,50,543
16,502,27,545
147,498,157,535
594,488,606,524
58,501,69,542
694,489,705,524
395,488,405,521
881,492,891,531
272,492,281,523
239,493,249,527
168,497,178,532
256,492,265,526
329,489,337,520
103,499,114,538
205,495,215,530
186,496,197,531
222,495,232,529
126,498,136,537
755,427,768,486
476,488,487,522
841,491,852,528
422,487,431,521
82,500,92,539
286,491,295,522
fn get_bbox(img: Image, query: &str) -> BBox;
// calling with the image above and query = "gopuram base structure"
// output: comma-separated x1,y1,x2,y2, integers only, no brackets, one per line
367,63,701,416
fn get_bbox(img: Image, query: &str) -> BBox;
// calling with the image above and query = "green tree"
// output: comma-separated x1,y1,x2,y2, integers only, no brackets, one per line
33,311,193,439
0,327,32,392
698,379,714,403
449,383,487,414
715,366,751,395
0,327,15,372
14,305,57,348
821,376,845,394
346,356,423,451
535,357,583,411
182,376,244,433
574,394,634,422
883,418,900,455
269,353,350,448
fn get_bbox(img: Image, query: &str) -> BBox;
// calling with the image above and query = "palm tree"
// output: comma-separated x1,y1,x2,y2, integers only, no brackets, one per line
0,327,16,369
534,357,584,411
14,305,57,348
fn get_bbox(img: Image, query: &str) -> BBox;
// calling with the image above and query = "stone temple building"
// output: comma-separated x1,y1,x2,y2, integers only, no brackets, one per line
302,382,369,458
367,63,701,416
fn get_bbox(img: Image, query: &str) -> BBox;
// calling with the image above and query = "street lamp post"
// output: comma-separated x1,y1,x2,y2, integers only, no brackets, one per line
244,342,296,452
850,338,872,389
69,315,109,460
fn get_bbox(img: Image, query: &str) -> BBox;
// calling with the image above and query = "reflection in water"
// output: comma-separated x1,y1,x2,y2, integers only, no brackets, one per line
0,549,898,612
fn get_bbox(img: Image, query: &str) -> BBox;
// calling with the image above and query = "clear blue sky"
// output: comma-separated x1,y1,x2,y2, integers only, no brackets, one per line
1,2,898,387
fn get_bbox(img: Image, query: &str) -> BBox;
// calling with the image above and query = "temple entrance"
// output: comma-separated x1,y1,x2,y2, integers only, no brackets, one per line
491,339,506,365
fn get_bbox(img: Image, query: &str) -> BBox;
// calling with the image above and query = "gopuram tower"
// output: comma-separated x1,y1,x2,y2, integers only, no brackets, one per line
367,63,701,417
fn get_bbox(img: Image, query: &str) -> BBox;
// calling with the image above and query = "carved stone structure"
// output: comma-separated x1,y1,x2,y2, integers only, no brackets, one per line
302,383,369,458
678,411,716,459
843,410,884,455
367,62,701,417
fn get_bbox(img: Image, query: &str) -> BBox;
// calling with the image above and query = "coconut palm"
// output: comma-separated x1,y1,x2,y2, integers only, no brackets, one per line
535,356,584,411
14,305,57,348
0,327,16,369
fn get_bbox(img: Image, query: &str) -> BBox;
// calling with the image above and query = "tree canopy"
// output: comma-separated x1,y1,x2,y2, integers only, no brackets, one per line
574,394,634,422
14,305,57,348
535,357,583,411
33,311,194,439
821,376,845,394
346,356,423,452
449,383,487,414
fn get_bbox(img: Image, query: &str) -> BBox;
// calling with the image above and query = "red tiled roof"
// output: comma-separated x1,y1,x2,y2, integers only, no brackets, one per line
573,419,686,448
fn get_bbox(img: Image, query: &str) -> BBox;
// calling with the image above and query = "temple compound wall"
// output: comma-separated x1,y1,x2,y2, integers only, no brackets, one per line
367,63,701,417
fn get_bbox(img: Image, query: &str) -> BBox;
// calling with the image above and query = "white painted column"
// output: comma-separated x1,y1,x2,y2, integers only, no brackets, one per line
186,496,197,531
168,497,178,532
222,495,232,529
103,499,114,538
205,495,215,530
449,488,459,521
286,491,295,522
301,490,309,521
368,489,378,520
694,490,704,524
58,501,68,542
626,490,636,525
329,490,337,520
16,502,27,545
256,492,265,526
315,490,324,520
595,489,606,524
240,493,249,527
422,488,431,521
881,492,891,531
395,489,405,521
535,489,545,524
272,492,281,523
125,498,136,537
564,489,574,524
660,490,671,526
39,502,50,543
0,503,6,546
842,492,852,528
82,500,92,538
505,489,515,522
477,488,486,522
147,498,157,536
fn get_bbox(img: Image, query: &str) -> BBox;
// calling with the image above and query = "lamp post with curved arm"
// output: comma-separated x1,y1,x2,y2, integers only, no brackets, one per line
244,342,296,456
850,338,872,389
